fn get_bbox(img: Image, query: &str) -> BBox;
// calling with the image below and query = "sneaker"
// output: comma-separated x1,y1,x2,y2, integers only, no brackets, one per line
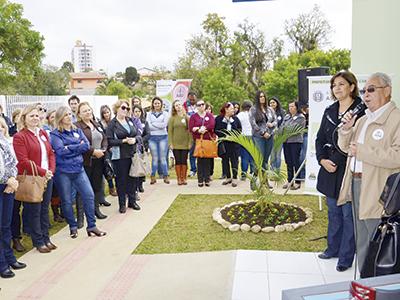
189,171,196,177
290,183,301,190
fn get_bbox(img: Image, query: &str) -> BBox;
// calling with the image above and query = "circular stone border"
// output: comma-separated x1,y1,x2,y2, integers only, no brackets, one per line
212,200,313,233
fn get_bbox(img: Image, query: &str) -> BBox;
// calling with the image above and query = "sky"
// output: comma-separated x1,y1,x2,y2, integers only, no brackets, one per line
14,0,352,75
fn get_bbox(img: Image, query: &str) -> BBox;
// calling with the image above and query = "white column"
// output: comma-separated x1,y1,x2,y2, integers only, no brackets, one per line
351,0,400,105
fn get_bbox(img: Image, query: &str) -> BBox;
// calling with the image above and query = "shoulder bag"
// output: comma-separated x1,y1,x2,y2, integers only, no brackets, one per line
15,161,48,203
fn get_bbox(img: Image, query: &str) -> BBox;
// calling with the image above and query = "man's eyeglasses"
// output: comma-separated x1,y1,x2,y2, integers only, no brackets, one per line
120,106,130,111
360,86,387,95
196,103,205,107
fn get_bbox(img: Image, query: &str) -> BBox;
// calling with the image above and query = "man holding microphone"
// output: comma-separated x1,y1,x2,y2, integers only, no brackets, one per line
338,72,400,273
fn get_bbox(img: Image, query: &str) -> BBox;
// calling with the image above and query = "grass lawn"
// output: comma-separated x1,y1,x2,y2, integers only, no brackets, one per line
134,193,328,254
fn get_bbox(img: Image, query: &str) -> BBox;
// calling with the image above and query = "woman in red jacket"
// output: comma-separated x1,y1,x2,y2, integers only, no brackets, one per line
13,104,56,253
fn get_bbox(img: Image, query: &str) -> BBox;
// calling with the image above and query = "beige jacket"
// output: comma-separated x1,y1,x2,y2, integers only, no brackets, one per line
337,101,400,219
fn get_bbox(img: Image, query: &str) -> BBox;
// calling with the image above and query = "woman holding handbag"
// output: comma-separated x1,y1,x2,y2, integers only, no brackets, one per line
106,100,141,214
168,100,191,185
0,119,27,278
189,99,216,187
51,106,106,239
215,102,242,187
13,104,57,253
75,102,108,219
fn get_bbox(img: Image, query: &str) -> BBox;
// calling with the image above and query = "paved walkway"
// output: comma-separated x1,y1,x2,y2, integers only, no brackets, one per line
0,179,353,299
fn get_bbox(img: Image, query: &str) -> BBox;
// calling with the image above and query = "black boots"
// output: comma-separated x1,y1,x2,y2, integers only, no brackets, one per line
51,205,64,223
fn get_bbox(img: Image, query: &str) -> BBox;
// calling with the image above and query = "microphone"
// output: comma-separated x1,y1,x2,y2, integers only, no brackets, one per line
338,102,366,128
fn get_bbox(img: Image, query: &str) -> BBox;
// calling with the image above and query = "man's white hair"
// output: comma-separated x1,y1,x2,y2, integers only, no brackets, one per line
369,72,392,87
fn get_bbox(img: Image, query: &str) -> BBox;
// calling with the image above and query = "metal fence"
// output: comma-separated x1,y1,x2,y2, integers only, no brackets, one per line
0,95,118,119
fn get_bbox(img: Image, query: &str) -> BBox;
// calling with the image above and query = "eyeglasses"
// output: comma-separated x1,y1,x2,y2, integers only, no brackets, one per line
120,106,130,111
196,103,205,107
38,107,47,112
360,85,387,95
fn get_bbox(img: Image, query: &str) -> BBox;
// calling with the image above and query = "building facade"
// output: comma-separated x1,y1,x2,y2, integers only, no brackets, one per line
71,40,94,73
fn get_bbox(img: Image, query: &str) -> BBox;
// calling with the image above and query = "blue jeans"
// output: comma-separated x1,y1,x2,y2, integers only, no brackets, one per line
299,132,308,179
189,142,197,173
240,146,254,176
24,179,53,247
253,136,273,172
149,135,169,177
0,185,17,272
270,144,283,172
54,171,96,231
325,197,355,267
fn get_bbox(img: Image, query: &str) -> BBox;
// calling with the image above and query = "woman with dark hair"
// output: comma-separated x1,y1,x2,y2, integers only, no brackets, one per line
232,102,240,115
132,105,150,193
269,97,286,172
14,104,57,252
189,99,215,187
281,101,306,190
0,121,26,278
106,100,141,213
52,106,106,238
75,102,108,219
215,102,242,187
237,100,254,180
316,70,363,272
146,97,170,184
99,105,116,198
249,91,277,187
168,100,191,185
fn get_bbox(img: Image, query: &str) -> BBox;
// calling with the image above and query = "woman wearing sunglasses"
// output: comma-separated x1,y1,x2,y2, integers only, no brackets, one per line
189,99,216,187
106,100,141,214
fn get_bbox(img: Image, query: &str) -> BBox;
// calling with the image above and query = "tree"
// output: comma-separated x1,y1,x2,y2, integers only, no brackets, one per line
0,0,44,92
261,49,350,107
61,61,74,73
96,80,132,99
123,66,140,86
284,5,331,54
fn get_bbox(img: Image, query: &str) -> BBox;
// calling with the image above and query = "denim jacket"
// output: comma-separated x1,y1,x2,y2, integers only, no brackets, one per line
50,128,90,173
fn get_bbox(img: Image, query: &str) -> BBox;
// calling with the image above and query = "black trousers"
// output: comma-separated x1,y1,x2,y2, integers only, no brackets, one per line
197,158,212,183
113,158,137,208
221,144,239,179
84,158,106,206
283,142,302,184
172,149,189,165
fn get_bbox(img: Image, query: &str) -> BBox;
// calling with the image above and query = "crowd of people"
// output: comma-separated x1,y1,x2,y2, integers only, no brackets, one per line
2,70,396,279
0,90,308,279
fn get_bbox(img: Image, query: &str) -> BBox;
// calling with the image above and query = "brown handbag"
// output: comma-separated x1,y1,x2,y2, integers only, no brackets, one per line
193,134,218,158
15,161,48,203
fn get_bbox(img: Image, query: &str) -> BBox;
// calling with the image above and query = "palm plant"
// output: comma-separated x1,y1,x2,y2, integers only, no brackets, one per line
219,124,306,209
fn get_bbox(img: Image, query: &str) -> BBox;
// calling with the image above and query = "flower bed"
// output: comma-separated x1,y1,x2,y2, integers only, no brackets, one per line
213,200,313,233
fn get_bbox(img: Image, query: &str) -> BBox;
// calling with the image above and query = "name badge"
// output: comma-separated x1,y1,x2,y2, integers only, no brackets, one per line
128,121,134,126
98,127,103,132
372,129,384,140
205,117,209,121
293,116,298,120
40,135,47,142
73,132,80,139
278,116,282,121
181,118,186,124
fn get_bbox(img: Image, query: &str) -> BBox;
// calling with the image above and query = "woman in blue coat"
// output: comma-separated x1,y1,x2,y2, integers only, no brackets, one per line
51,106,106,239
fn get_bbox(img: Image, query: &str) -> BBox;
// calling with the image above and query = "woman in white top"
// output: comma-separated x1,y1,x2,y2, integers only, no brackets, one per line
236,100,254,180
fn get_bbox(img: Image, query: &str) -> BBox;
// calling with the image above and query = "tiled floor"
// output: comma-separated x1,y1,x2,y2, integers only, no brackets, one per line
232,250,356,300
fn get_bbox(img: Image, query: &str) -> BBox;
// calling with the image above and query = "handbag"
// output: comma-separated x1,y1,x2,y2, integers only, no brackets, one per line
129,150,151,177
193,134,218,158
360,214,400,278
103,158,115,181
380,172,400,215
15,161,48,203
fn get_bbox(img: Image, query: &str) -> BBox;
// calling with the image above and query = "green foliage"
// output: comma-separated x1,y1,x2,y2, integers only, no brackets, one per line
220,126,305,209
61,61,74,73
198,66,247,109
0,0,44,92
262,49,351,107
96,80,132,99
123,66,140,86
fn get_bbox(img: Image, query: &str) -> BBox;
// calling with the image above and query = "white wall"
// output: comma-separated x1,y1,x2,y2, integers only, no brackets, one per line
351,0,400,105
